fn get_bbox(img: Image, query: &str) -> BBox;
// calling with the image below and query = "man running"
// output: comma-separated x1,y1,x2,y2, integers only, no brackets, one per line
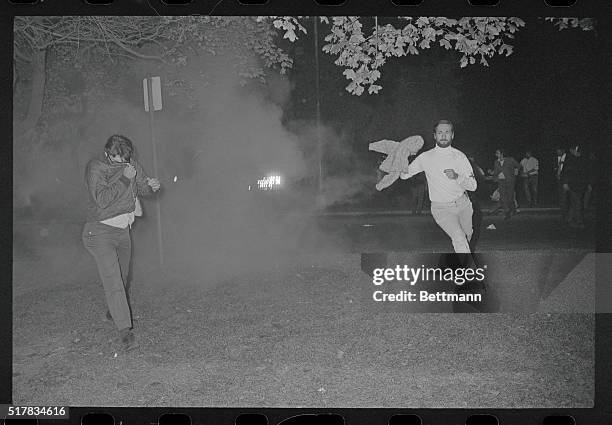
400,120,477,253
82,135,160,351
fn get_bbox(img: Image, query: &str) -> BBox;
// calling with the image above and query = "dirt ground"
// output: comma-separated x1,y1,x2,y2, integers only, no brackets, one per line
12,233,594,408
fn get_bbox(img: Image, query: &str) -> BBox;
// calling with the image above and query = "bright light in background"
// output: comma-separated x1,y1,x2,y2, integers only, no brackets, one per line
257,174,282,191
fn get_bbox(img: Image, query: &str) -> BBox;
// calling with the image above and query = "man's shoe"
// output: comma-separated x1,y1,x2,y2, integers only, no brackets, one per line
119,328,139,352
105,310,113,321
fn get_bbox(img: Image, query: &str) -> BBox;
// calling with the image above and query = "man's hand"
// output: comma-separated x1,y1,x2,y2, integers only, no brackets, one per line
444,169,459,180
123,164,136,179
563,183,570,191
147,177,161,192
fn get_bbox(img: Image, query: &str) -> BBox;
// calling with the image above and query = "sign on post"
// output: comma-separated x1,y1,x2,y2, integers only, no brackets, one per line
143,76,164,265
143,76,163,112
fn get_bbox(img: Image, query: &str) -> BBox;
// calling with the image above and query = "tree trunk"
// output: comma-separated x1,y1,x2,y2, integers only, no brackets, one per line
14,49,46,138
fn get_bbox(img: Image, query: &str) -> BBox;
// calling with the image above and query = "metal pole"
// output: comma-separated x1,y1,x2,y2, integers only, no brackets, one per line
147,77,164,265
313,17,323,194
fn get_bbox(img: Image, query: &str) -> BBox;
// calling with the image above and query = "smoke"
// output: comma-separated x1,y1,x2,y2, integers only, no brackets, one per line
13,28,380,284
141,57,310,281
84,48,350,284
284,120,379,209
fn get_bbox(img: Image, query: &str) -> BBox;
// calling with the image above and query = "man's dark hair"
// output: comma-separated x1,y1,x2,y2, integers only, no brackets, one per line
496,148,505,156
105,135,134,161
434,119,454,132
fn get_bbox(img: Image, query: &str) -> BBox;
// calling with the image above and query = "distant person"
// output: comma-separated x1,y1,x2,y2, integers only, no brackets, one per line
583,151,596,211
467,155,486,251
82,135,161,352
554,147,569,221
492,149,520,220
520,150,539,207
399,120,477,254
561,144,591,229
467,156,486,202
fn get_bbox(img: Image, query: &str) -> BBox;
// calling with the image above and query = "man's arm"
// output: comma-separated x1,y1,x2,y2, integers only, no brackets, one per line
86,162,131,209
530,159,539,175
456,156,477,191
512,158,520,176
492,161,501,181
399,154,424,180
132,160,153,196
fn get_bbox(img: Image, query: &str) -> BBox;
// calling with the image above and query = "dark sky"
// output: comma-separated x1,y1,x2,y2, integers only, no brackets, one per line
284,17,599,179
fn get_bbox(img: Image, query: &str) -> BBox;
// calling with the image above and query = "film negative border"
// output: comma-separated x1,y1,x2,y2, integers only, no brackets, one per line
0,0,608,16
1,0,610,424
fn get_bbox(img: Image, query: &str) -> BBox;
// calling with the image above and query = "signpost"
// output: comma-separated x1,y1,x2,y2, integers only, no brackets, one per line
143,76,164,265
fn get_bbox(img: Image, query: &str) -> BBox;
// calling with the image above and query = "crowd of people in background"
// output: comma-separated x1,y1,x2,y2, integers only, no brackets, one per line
477,145,593,227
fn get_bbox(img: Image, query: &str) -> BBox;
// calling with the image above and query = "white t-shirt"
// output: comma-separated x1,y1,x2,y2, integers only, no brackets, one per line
520,157,539,175
100,197,142,229
557,153,566,178
400,145,476,202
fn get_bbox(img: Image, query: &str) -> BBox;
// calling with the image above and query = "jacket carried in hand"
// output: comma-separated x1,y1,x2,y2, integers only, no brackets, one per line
84,155,153,222
369,135,424,190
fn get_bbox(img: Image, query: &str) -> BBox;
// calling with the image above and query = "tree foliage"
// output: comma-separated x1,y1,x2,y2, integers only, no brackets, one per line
12,14,597,138
314,16,595,96
13,16,301,138
13,16,297,73
544,17,596,31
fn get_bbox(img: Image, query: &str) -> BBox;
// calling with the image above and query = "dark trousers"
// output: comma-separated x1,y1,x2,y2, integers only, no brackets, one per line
584,185,593,210
82,221,133,331
411,183,426,214
522,175,538,206
468,195,482,253
557,180,570,219
567,189,586,225
499,180,516,215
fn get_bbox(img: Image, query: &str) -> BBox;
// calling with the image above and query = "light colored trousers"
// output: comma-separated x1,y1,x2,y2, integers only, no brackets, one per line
430,193,473,253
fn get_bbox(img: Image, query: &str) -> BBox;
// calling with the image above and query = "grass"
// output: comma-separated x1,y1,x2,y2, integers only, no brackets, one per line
12,250,594,408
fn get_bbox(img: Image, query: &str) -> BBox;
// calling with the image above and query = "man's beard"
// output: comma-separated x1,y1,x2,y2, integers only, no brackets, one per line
436,139,451,148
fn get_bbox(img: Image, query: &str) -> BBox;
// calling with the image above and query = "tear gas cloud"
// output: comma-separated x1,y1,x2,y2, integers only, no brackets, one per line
13,40,379,284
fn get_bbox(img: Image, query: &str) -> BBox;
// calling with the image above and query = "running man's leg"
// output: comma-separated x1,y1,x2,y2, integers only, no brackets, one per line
530,175,539,206
431,204,471,253
117,228,132,303
457,198,474,243
523,178,532,206
83,223,132,331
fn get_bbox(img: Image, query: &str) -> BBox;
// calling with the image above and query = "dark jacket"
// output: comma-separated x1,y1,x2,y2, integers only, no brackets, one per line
493,156,520,184
560,154,590,192
84,155,153,222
